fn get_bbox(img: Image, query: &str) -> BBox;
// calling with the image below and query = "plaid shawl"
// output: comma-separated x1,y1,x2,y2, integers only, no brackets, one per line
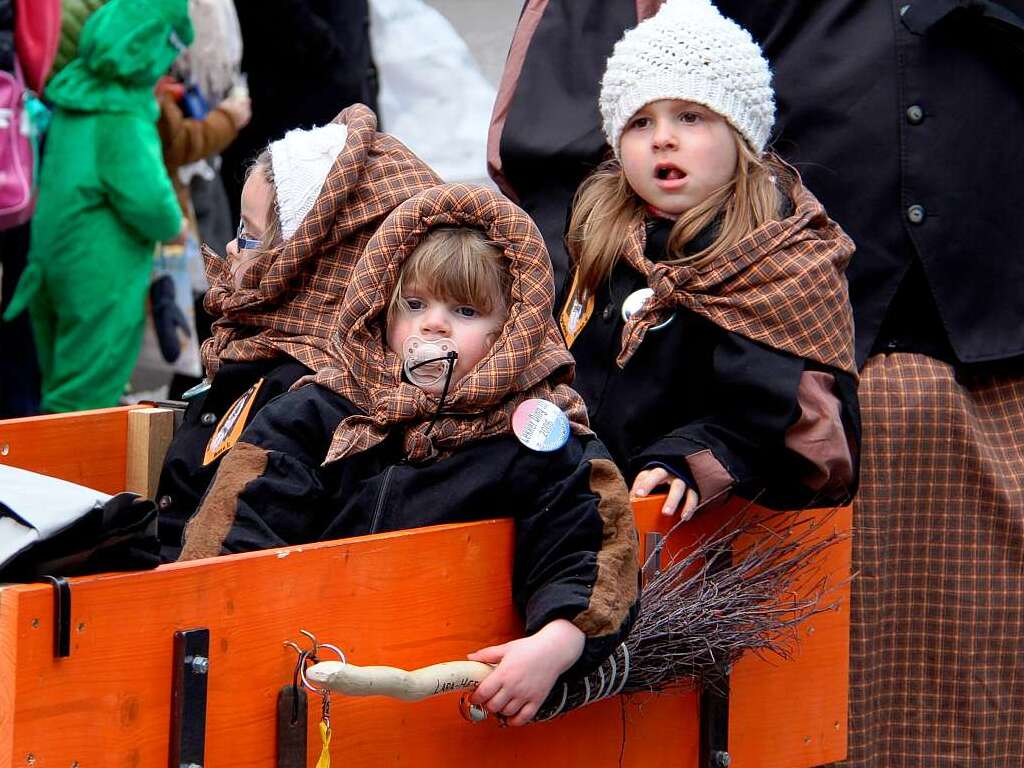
201,103,442,376
617,179,857,375
313,184,590,464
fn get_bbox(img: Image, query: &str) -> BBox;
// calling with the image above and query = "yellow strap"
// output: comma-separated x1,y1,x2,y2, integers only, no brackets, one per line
315,720,332,768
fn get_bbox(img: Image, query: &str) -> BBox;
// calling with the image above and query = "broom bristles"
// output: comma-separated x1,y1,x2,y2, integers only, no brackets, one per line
535,506,847,720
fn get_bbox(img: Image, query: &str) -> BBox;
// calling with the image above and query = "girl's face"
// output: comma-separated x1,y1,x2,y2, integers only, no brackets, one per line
619,99,739,216
387,284,506,396
225,171,274,289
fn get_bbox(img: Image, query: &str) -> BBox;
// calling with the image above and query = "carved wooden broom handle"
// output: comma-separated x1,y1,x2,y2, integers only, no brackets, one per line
306,659,494,701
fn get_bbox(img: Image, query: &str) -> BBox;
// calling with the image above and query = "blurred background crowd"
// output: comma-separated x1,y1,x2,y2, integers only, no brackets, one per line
0,0,515,417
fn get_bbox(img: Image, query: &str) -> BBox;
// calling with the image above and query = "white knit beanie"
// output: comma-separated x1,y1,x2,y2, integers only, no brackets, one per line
270,122,349,242
599,0,775,157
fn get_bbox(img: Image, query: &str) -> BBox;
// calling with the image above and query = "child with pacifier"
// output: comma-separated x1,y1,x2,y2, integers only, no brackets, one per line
155,104,440,561
560,0,860,518
178,184,639,726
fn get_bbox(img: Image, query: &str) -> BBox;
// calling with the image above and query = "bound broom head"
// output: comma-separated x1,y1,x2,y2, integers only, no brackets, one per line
534,504,848,721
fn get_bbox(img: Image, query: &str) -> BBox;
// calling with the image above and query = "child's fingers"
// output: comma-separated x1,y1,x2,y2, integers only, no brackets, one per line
467,644,506,665
680,487,700,521
468,665,504,705
661,478,688,516
631,467,669,498
500,698,524,718
509,701,540,727
483,687,513,714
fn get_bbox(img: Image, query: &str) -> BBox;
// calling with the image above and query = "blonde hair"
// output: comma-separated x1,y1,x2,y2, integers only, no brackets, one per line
244,148,283,257
566,130,793,297
387,227,511,327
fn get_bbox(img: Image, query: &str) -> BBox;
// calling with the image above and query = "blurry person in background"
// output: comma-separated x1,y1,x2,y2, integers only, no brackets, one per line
220,0,378,223
0,0,60,417
3,0,191,413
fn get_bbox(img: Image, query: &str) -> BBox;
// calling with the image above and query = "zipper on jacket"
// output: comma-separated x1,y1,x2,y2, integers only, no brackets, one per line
369,465,397,534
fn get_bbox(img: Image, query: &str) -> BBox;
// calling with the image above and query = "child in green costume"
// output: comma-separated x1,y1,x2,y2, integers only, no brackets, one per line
4,0,191,412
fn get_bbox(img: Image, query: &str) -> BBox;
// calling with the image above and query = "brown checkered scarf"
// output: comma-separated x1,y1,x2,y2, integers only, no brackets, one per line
312,184,590,464
617,180,857,375
201,103,442,376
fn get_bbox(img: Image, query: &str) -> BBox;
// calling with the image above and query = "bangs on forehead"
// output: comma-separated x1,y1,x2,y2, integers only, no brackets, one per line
391,227,510,315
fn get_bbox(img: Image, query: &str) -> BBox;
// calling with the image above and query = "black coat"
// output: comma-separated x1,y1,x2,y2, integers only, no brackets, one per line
563,219,860,511
185,383,639,676
494,0,1024,366
220,0,378,222
156,357,311,562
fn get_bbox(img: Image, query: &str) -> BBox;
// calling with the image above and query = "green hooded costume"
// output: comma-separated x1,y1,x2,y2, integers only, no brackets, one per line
5,0,193,412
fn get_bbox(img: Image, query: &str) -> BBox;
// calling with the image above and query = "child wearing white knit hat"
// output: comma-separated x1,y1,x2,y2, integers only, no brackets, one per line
559,0,861,520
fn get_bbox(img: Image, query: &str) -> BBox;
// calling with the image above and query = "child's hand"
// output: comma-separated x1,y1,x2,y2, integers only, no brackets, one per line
467,619,585,726
631,466,700,520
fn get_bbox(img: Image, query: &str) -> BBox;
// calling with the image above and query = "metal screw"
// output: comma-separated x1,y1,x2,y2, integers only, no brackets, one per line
711,750,731,767
190,655,209,675
25,754,35,766
181,763,203,768
1,443,9,456
72,762,81,768
30,618,39,629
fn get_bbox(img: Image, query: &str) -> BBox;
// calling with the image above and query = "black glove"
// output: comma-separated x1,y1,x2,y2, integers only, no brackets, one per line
150,275,190,363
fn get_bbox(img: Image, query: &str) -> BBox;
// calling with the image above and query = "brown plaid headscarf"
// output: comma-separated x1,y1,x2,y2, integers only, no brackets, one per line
201,103,442,376
617,179,857,375
312,183,590,464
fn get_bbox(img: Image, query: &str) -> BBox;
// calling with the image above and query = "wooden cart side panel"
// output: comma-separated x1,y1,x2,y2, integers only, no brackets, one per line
0,501,849,768
0,588,20,768
0,407,135,495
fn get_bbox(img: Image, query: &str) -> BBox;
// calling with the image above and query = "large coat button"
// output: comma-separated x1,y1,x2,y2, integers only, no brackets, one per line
906,105,924,125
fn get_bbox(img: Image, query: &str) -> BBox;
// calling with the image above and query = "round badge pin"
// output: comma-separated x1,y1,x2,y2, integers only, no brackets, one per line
621,288,674,331
511,399,571,452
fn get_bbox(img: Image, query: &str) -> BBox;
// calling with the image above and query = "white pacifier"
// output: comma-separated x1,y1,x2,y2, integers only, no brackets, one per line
402,336,460,388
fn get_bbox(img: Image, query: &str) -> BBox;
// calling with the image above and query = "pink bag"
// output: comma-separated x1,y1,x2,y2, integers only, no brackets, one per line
0,59,34,230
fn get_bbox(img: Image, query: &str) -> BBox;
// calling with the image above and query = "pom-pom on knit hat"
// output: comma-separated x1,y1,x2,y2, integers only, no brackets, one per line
599,0,775,157
271,122,349,241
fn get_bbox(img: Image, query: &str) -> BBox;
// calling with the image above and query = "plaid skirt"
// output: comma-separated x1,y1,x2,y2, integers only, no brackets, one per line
838,352,1024,767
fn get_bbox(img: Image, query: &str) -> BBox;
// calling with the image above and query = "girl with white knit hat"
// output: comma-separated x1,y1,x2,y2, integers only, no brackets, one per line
559,0,861,519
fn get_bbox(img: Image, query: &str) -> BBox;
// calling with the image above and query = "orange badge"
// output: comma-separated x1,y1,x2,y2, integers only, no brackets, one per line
558,272,594,349
202,379,265,466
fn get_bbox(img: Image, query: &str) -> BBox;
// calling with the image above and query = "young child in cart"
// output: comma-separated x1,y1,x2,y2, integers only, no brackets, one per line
559,0,860,519
178,183,640,726
155,104,440,561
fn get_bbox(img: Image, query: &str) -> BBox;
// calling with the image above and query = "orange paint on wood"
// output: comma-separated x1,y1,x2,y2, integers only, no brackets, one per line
0,408,851,766
1,500,850,767
0,406,135,494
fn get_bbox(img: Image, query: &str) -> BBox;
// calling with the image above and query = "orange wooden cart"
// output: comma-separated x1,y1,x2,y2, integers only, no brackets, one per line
0,406,850,767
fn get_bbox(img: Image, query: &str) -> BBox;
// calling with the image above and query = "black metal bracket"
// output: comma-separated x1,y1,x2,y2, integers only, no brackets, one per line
169,628,210,768
276,685,308,768
41,575,71,658
699,673,731,767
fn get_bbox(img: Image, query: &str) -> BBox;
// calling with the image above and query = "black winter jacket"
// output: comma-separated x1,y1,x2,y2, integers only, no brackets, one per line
565,219,860,511
180,383,640,676
156,357,312,562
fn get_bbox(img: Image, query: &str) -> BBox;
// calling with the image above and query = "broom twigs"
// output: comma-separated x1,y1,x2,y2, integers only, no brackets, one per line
535,504,847,719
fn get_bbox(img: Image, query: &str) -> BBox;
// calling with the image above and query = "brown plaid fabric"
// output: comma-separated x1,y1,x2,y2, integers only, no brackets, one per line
313,183,589,464
838,352,1024,767
617,179,857,375
201,103,442,376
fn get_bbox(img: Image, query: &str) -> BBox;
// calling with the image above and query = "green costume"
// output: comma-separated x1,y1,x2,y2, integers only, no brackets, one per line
5,0,192,412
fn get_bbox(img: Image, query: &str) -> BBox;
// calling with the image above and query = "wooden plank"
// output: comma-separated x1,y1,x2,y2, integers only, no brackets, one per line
0,407,134,495
0,500,850,768
125,408,176,499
